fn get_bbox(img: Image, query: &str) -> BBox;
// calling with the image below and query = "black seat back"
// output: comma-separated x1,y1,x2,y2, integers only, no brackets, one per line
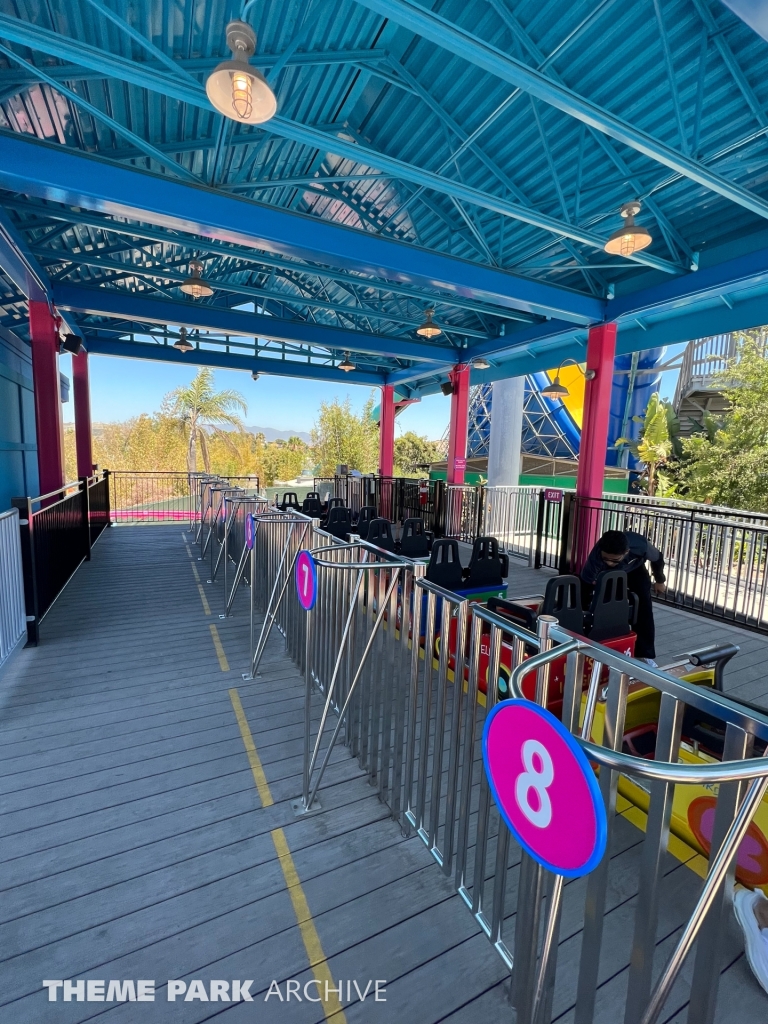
465,536,509,587
302,496,322,516
305,491,320,501
279,491,300,511
426,539,464,589
355,505,377,540
585,570,632,641
487,596,537,631
367,518,396,552
541,575,584,633
400,517,430,558
326,506,352,540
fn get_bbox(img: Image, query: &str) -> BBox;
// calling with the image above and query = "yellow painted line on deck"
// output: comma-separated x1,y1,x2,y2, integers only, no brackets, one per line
191,561,215,614
229,688,273,807
209,624,229,671
229,686,347,1023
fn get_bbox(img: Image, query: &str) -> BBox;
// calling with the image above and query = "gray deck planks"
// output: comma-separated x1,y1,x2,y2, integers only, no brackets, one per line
1,526,767,1024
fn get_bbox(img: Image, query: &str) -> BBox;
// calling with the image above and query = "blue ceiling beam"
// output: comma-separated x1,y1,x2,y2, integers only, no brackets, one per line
0,133,603,324
610,243,768,320
352,0,768,223
51,283,446,362
83,336,386,385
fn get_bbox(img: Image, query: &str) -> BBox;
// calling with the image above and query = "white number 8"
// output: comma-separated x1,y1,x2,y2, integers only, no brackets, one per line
515,739,554,829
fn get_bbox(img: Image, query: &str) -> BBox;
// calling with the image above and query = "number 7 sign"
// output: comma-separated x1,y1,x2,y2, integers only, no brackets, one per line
295,551,317,611
483,700,607,877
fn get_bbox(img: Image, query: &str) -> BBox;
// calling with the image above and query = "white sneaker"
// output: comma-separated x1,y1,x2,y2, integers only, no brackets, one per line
641,658,658,668
734,888,768,994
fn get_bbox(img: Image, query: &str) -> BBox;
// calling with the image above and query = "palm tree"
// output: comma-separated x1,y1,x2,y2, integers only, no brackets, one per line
168,368,247,473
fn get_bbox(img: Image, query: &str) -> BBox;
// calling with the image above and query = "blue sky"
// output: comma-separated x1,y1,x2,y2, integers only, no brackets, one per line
59,345,684,440
59,351,452,439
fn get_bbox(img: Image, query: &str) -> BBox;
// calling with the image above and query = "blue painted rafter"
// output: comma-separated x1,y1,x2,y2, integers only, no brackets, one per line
51,283,454,362
0,133,602,323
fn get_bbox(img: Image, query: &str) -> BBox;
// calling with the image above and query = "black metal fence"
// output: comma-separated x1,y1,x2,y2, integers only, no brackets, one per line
12,472,111,644
314,475,446,535
566,495,768,632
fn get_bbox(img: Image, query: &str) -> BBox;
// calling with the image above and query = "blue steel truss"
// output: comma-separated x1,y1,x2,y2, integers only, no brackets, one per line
467,381,579,462
0,0,768,393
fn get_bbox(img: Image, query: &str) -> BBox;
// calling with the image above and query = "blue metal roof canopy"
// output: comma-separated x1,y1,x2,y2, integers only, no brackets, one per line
0,0,767,397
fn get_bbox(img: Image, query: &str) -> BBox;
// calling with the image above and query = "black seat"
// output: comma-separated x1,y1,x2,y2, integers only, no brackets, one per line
400,517,430,558
325,506,352,540
278,491,301,511
584,570,636,641
355,505,377,540
464,536,509,587
487,596,537,631
426,539,464,589
541,575,585,634
302,496,322,516
367,517,396,552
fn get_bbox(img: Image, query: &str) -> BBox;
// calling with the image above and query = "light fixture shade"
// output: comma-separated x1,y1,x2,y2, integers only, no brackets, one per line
604,201,652,256
540,375,569,399
181,260,213,298
416,308,442,338
472,357,490,370
251,371,260,381
206,21,276,125
338,351,356,372
173,327,194,353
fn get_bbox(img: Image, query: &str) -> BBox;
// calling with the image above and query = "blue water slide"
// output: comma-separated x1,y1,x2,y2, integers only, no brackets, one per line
605,348,665,468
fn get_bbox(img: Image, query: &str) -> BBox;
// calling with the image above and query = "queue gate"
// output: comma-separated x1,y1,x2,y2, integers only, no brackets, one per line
219,494,269,616
297,541,422,815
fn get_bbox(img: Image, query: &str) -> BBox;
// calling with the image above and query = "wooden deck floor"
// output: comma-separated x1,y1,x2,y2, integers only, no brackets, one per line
0,527,766,1023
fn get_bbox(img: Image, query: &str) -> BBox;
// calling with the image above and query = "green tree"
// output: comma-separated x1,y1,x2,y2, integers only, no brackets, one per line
616,393,676,497
394,431,441,476
166,368,247,473
311,394,379,475
679,338,768,510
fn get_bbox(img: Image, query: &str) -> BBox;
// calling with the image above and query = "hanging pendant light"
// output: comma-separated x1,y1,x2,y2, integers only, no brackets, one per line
338,351,356,372
206,21,277,125
173,327,194,353
604,201,652,257
472,356,490,370
180,260,213,299
416,308,442,338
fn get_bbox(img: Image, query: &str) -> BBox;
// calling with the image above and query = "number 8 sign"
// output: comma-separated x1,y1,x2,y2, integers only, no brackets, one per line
295,550,317,611
483,700,607,878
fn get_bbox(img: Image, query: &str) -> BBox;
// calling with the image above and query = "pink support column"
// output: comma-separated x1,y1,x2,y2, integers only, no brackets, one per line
29,300,65,496
447,363,471,485
72,348,94,479
379,383,395,477
574,323,618,568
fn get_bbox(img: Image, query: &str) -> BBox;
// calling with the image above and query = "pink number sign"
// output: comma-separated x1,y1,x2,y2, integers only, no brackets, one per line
245,513,255,550
295,551,317,611
483,700,607,877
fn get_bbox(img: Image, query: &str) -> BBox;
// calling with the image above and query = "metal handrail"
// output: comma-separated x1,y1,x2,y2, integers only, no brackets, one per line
508,645,768,783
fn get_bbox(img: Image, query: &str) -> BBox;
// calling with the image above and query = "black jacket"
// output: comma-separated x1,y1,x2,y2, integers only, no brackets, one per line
580,531,666,585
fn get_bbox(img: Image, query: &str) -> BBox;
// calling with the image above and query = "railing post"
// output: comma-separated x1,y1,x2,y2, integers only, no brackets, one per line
80,476,92,561
558,492,574,574
434,479,446,538
11,497,38,646
103,468,112,527
534,490,546,569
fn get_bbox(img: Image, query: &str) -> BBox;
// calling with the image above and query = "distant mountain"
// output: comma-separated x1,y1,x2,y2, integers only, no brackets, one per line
248,425,312,444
